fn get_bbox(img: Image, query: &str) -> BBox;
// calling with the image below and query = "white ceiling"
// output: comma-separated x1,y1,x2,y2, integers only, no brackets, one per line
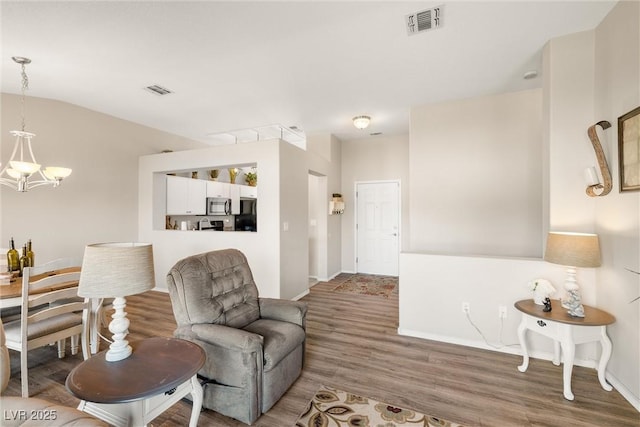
1,1,616,144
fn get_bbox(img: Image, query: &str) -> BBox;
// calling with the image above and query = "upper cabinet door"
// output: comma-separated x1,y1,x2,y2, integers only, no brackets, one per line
187,179,207,214
206,181,230,198
167,176,206,215
240,185,258,199
229,184,240,215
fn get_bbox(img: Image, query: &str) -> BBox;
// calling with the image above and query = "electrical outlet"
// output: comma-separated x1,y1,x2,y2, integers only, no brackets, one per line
499,306,507,319
462,302,470,314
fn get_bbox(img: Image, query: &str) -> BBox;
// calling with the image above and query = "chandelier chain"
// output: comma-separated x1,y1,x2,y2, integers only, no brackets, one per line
19,61,29,132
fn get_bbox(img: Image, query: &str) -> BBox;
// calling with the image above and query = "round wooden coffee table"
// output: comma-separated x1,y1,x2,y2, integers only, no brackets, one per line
66,337,205,426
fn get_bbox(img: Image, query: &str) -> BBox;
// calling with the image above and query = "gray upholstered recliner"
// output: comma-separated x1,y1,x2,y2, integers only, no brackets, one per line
166,249,307,425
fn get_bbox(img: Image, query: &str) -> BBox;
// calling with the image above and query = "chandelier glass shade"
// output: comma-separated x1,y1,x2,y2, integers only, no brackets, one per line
0,57,72,192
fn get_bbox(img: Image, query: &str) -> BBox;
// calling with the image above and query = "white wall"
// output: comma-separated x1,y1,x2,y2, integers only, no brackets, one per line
398,252,600,363
340,134,409,273
541,1,640,408
307,133,342,280
138,139,285,298
543,32,599,307
399,2,639,410
0,94,203,263
409,89,543,258
545,31,599,232
279,140,310,300
593,0,640,409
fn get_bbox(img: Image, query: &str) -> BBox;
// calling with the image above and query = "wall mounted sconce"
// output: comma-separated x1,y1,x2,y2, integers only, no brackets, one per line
329,193,345,215
585,120,612,197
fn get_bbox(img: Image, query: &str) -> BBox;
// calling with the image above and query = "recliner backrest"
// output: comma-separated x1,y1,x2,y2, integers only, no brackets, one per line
167,249,259,328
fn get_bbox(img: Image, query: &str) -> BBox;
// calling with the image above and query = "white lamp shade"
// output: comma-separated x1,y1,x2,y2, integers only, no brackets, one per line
79,242,155,298
544,232,601,268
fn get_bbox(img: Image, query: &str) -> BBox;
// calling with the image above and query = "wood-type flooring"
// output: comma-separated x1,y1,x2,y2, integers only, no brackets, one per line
3,274,638,426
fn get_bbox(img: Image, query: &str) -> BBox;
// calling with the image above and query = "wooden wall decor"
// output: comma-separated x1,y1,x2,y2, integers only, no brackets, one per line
618,106,640,192
586,120,612,197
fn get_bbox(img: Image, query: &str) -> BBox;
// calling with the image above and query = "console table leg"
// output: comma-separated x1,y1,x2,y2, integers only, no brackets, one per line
598,327,613,391
560,339,575,401
552,340,561,366
188,376,203,427
517,317,529,372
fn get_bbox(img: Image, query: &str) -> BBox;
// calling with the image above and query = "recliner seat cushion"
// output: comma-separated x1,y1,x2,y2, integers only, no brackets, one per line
243,319,305,371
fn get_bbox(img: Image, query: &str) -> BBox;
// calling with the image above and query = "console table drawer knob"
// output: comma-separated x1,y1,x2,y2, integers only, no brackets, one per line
537,320,546,327
165,387,177,396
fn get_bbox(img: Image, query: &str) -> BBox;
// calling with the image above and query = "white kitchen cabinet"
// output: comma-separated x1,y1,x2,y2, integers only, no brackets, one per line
229,184,240,215
166,175,206,215
239,185,258,199
206,181,230,198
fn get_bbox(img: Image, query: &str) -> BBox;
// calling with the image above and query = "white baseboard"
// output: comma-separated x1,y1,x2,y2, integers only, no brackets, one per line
292,289,309,301
151,287,169,294
397,328,597,368
606,372,640,412
316,271,343,282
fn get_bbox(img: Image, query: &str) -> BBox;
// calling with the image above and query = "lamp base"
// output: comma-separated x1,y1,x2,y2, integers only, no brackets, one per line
106,296,133,362
560,266,585,317
561,289,585,318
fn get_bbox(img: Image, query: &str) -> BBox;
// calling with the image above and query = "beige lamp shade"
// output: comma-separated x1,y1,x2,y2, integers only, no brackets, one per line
544,232,601,268
78,242,155,298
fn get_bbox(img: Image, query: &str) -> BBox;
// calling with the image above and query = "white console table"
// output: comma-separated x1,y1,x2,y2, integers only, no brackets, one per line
514,299,615,401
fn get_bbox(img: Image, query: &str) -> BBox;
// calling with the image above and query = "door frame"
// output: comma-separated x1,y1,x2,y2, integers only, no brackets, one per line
308,172,328,282
354,179,402,275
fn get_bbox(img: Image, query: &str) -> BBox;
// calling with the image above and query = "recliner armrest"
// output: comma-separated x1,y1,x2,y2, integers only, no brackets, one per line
176,324,263,353
259,298,308,329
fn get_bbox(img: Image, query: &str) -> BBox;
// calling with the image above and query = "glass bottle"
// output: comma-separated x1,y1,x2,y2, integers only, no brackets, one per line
6,238,19,273
26,239,34,267
19,244,29,276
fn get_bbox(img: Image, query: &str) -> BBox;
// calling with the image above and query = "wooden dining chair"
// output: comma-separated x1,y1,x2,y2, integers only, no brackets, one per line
2,258,90,397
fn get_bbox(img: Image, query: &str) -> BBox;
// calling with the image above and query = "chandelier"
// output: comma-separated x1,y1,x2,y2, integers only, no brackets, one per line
0,57,72,192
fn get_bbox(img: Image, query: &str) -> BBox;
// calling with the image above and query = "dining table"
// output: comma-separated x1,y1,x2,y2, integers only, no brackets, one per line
0,267,103,354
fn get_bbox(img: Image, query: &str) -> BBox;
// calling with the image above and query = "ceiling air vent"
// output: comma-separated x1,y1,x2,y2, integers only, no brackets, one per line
144,84,173,96
405,5,443,36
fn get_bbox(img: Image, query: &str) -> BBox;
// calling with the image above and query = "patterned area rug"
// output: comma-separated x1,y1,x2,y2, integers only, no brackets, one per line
332,274,398,298
296,385,464,427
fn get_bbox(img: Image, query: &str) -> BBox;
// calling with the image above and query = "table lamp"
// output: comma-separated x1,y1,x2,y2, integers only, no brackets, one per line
543,232,601,317
79,242,155,362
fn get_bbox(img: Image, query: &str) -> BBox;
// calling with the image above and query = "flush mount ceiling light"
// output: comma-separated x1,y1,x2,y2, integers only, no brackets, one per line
523,70,538,80
353,115,371,130
0,57,72,192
